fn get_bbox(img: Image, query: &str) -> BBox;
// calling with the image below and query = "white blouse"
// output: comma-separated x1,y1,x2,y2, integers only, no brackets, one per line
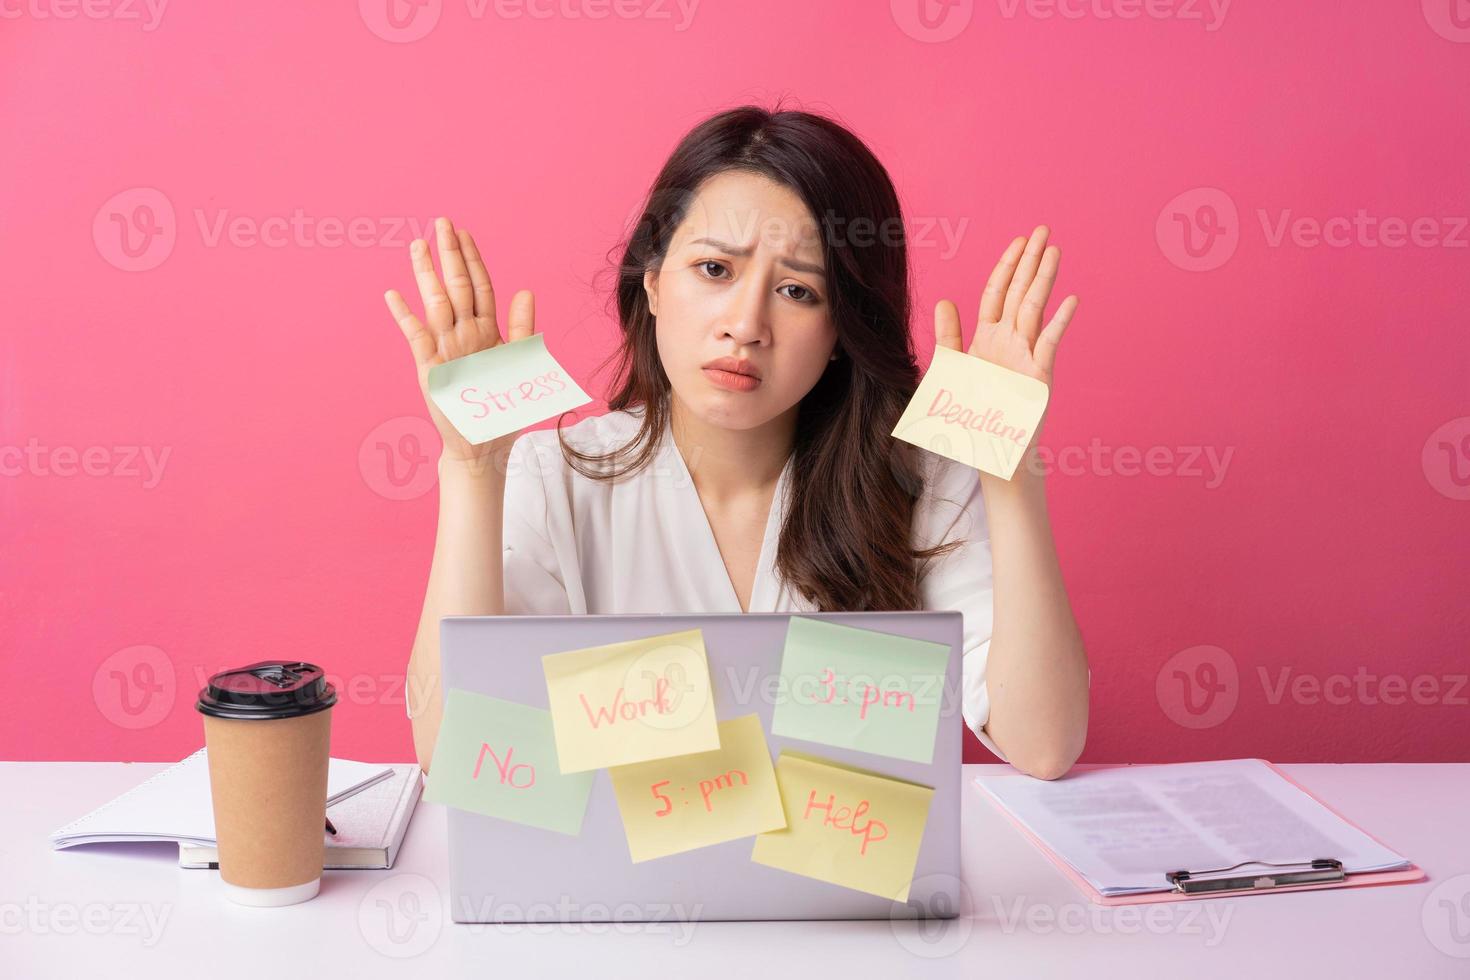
426,406,1003,760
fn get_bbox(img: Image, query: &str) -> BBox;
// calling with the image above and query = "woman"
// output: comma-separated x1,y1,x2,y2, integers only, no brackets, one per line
388,105,1088,780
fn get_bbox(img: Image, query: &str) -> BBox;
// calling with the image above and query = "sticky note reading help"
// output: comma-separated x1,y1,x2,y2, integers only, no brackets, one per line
426,333,592,445
751,752,934,902
770,616,949,764
608,714,787,863
542,628,721,773
891,345,1049,480
422,689,594,836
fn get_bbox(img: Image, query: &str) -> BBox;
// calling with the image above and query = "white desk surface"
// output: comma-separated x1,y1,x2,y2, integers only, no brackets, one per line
5,762,1468,978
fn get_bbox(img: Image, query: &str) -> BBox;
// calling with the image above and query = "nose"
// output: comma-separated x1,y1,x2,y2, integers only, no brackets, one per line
716,271,772,348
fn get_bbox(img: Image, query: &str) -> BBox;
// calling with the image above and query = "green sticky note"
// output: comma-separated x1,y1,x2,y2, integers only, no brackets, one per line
423,689,594,835
769,617,950,764
426,334,592,445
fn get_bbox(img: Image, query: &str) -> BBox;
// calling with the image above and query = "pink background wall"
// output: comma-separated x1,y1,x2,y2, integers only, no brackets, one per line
2,3,1466,764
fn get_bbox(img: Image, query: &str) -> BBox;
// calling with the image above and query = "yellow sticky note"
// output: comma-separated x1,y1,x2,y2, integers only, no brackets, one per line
608,714,787,863
891,345,1049,480
751,751,934,902
542,628,720,773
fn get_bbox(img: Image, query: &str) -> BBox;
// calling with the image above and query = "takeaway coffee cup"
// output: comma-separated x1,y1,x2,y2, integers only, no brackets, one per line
196,661,337,907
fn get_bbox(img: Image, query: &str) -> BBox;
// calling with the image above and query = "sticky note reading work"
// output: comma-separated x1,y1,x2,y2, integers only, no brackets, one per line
422,689,594,836
751,752,934,901
891,345,1049,480
770,617,949,764
608,714,787,863
542,628,721,773
426,333,592,445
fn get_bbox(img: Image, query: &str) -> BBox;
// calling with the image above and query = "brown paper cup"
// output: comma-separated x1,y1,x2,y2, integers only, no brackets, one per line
202,710,331,905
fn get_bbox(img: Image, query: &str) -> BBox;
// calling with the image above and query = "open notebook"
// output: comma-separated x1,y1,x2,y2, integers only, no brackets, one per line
975,759,1421,903
50,748,423,870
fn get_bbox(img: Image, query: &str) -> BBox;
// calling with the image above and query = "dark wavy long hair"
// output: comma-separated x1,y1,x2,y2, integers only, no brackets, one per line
556,102,960,611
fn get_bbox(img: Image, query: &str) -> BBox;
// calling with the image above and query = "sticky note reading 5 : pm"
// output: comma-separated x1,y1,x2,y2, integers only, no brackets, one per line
542,628,721,773
608,714,787,863
426,333,591,445
770,616,949,764
422,689,594,836
891,346,1049,480
751,752,934,901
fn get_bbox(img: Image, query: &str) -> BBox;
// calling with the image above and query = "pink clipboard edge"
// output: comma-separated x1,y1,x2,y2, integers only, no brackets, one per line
974,759,1427,906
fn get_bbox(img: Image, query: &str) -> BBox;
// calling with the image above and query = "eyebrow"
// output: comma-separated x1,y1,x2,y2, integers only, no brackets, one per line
687,237,827,278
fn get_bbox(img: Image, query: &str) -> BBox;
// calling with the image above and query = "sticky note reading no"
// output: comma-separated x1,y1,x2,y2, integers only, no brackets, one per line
751,752,934,901
542,628,721,773
426,334,592,445
891,346,1049,479
770,616,949,764
608,714,787,863
421,689,594,836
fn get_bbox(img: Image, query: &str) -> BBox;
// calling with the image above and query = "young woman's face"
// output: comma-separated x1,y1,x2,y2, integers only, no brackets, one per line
644,170,839,432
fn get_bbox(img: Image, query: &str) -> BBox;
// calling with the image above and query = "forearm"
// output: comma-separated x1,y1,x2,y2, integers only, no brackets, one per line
978,462,1089,779
408,451,509,771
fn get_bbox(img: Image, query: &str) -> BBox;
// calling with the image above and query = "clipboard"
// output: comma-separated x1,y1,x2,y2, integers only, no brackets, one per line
977,760,1426,906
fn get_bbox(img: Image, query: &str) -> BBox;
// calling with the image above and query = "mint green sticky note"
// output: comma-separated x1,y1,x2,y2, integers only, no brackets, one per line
423,689,594,835
769,617,950,764
426,334,592,445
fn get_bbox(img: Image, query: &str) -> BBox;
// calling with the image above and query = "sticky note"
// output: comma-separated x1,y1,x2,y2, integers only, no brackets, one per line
770,616,949,764
542,628,721,773
891,345,1049,480
751,752,934,901
426,333,592,445
422,689,594,836
607,714,786,863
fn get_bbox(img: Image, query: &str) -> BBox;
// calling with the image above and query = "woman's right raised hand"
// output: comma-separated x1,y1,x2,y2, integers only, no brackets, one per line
384,216,538,466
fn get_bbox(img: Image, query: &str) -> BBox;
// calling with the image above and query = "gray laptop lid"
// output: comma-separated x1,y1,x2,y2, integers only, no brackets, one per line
439,611,963,922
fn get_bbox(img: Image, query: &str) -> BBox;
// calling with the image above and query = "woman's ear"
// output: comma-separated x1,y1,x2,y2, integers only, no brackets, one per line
643,266,659,318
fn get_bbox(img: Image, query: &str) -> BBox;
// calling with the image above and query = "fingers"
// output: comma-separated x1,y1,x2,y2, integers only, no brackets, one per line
505,288,536,343
410,237,453,335
1001,225,1050,326
979,236,1026,325
457,229,500,345
1018,244,1060,346
1034,294,1079,376
435,217,476,325
385,288,438,367
933,299,963,352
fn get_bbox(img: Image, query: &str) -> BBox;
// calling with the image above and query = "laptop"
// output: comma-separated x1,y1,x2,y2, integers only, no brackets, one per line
438,610,964,922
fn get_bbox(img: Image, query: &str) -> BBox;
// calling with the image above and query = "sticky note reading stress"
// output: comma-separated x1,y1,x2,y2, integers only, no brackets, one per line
426,333,592,445
542,628,721,773
770,617,949,765
422,689,594,836
608,714,787,863
891,345,1049,480
751,752,934,901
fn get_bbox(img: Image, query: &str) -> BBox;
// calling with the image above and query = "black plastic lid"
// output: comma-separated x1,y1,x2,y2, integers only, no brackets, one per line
195,661,337,720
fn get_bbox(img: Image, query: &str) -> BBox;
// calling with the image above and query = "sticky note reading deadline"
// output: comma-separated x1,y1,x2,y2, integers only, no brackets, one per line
770,616,949,765
426,334,591,445
608,714,787,863
891,346,1049,480
542,628,721,773
422,689,594,836
751,752,934,902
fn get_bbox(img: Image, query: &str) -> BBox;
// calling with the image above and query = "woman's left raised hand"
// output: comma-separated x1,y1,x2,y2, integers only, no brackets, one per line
934,224,1078,387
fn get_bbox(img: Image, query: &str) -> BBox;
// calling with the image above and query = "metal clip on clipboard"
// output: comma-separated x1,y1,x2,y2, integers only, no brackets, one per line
1165,858,1345,895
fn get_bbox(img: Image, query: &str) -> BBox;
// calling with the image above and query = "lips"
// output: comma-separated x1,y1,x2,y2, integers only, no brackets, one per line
701,356,761,380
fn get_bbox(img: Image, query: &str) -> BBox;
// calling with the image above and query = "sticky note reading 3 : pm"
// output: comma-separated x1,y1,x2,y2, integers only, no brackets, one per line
891,345,1049,480
422,689,594,836
770,617,949,764
608,714,787,863
751,752,934,901
542,628,721,773
426,334,591,445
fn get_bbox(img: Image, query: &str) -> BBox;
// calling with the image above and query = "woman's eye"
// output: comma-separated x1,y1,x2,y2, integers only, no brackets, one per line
697,260,729,279
780,284,816,303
